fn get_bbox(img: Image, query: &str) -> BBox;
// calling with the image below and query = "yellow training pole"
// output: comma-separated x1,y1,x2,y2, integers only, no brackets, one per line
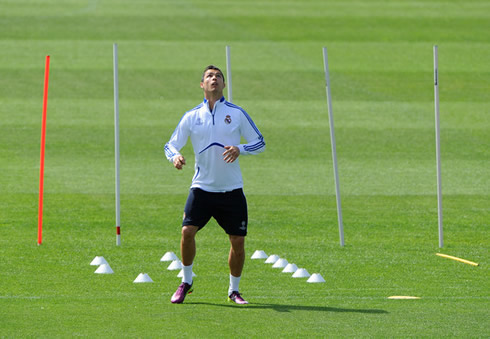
436,253,479,266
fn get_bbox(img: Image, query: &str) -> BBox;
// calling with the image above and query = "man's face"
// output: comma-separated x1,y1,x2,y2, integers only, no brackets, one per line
200,69,225,94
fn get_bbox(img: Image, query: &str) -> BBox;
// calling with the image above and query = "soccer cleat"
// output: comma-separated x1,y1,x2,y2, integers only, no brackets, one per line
228,291,249,305
171,282,193,304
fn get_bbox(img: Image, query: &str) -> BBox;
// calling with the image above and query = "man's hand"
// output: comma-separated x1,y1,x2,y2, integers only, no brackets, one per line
173,155,186,170
223,146,240,163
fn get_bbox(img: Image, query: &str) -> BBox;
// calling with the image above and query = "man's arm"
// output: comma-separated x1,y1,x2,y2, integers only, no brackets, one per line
237,110,265,156
164,114,190,169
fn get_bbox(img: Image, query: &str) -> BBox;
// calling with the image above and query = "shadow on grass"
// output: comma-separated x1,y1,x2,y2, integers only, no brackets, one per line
186,302,388,314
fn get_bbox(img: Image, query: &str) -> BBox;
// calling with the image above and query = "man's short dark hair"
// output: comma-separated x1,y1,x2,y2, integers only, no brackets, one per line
202,65,224,82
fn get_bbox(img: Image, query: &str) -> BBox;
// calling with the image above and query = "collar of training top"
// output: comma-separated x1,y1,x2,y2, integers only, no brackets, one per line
203,96,226,104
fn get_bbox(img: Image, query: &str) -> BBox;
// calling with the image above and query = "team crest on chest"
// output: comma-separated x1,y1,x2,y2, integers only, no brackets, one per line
224,115,232,124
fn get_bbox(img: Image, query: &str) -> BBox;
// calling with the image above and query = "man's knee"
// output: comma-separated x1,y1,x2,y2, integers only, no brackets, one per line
229,235,245,253
182,225,198,240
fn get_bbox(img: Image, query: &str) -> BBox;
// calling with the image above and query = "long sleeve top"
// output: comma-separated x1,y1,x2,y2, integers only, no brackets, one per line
164,97,265,192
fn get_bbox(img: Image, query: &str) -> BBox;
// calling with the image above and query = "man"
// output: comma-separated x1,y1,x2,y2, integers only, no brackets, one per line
164,65,265,304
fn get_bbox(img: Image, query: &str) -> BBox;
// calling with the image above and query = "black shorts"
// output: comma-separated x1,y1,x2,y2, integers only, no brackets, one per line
182,188,248,236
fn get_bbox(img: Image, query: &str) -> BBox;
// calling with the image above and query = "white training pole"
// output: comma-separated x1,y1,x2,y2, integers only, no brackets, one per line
322,47,345,247
433,45,443,248
113,43,121,246
226,45,233,103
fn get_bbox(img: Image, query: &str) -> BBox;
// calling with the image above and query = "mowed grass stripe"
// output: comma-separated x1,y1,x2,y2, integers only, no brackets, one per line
2,99,487,129
2,193,487,247
1,68,488,102
1,98,485,159
1,41,489,74
1,16,488,42
3,0,489,19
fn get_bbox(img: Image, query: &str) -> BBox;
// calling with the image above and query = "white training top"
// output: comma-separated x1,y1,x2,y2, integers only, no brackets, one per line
164,97,265,192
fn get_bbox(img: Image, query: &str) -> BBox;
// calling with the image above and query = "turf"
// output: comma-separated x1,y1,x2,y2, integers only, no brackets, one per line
1,0,489,337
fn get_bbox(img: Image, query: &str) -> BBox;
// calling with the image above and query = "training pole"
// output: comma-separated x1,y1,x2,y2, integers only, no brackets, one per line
436,253,478,266
433,45,443,248
322,47,345,247
38,55,50,245
226,45,233,103
113,43,121,246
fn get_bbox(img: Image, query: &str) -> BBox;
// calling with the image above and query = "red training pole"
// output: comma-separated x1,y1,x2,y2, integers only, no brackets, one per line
38,55,50,245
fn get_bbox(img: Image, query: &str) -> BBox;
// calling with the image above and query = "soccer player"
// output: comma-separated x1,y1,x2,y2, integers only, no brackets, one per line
164,65,266,304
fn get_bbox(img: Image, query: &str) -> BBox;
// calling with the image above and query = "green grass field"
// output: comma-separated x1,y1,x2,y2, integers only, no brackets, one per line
1,0,489,337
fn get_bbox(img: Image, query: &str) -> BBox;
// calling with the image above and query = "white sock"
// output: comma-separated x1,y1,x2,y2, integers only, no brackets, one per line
182,264,193,285
228,274,241,295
